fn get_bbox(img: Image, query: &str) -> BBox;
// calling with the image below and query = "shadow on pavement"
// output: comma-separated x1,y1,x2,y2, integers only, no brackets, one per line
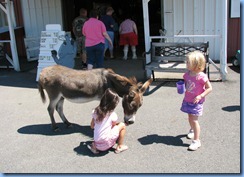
228,65,240,74
0,69,38,88
222,105,240,112
0,59,146,89
73,141,116,157
138,134,189,147
17,123,93,137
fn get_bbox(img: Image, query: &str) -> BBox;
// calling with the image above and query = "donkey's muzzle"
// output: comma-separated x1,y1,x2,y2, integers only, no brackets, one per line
125,120,134,125
124,115,135,125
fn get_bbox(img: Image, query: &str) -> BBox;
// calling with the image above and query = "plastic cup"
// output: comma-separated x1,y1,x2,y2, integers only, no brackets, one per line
176,81,185,94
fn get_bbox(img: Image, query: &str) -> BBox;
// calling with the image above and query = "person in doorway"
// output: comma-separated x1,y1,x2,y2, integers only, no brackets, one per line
82,9,113,69
72,8,88,69
100,6,115,59
119,14,138,60
112,13,120,49
180,51,212,151
87,88,128,154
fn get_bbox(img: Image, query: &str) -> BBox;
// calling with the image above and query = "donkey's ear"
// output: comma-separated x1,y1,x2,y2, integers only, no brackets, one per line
140,78,153,93
129,91,135,98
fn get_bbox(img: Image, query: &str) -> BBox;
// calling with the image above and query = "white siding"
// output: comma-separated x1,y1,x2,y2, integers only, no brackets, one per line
163,0,174,36
21,0,63,38
164,0,226,60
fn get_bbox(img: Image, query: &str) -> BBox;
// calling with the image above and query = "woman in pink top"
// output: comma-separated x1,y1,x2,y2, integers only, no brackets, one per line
180,51,212,151
87,88,128,154
82,9,112,69
119,15,138,60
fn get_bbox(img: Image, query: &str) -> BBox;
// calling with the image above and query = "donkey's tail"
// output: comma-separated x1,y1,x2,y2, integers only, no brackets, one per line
38,83,46,103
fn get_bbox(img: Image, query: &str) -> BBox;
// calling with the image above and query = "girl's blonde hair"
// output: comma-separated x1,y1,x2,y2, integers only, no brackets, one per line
186,51,206,72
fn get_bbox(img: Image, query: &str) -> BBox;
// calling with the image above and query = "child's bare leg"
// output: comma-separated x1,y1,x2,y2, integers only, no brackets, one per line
188,114,194,130
116,122,126,148
188,114,200,140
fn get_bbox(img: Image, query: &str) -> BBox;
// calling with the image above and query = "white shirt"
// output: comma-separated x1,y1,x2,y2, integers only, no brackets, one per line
92,110,118,142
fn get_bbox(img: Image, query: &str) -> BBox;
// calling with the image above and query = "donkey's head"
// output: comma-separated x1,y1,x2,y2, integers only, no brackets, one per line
107,70,152,125
122,79,152,125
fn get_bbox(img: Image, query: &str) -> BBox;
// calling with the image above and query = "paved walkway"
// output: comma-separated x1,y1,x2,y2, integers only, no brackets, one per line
0,59,240,173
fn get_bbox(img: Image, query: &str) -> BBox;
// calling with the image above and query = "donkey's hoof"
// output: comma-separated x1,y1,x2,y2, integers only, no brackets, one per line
66,123,73,128
53,127,60,132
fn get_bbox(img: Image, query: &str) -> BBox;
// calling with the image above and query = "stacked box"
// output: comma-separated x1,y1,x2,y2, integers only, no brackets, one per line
36,24,65,81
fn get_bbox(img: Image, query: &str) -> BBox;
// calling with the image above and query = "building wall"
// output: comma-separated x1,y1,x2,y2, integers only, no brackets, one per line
20,0,63,38
163,0,227,61
1,0,240,60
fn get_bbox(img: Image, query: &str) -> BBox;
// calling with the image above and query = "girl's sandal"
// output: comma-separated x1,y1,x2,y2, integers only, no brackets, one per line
115,145,128,154
87,143,99,154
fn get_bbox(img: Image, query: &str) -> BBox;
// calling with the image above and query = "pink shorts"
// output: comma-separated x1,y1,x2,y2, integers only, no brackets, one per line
119,32,138,46
94,126,120,151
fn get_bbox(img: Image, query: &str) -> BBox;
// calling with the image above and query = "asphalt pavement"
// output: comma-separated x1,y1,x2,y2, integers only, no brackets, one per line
0,58,240,173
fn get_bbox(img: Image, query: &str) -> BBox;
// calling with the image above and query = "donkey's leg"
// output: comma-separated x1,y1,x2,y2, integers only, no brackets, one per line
47,99,59,131
56,97,72,128
47,93,64,131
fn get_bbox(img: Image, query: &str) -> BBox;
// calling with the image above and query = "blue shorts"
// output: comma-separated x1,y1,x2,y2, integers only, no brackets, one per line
180,100,203,116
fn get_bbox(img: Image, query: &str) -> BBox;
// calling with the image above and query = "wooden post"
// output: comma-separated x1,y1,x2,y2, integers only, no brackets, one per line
5,0,20,71
142,0,152,78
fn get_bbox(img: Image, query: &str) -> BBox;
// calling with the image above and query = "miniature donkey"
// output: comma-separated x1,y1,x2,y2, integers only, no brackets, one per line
38,65,152,131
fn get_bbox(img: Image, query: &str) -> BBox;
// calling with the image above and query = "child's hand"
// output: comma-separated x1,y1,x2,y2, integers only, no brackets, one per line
194,95,202,104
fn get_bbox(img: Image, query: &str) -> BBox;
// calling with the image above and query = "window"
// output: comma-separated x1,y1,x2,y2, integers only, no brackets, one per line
230,0,240,18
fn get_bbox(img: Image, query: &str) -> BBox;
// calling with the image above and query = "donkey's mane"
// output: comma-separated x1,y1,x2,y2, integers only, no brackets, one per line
106,68,141,87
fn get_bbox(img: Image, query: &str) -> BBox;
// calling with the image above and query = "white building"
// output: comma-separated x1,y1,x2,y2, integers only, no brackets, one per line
1,0,241,81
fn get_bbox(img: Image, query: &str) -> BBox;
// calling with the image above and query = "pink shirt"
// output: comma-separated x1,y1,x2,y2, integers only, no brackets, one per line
183,71,208,103
119,19,136,34
82,18,106,47
92,111,118,142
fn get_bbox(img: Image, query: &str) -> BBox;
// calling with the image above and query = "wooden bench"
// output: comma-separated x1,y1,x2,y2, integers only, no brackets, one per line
145,42,209,80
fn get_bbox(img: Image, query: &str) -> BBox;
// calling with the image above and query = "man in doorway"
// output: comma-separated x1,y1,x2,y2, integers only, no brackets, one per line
72,8,88,69
100,6,115,59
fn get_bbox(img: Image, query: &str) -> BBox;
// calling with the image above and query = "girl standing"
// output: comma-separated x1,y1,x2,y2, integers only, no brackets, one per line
87,88,128,154
181,51,212,151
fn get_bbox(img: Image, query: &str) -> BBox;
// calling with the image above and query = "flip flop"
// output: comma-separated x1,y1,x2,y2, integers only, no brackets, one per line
115,145,128,154
87,144,99,154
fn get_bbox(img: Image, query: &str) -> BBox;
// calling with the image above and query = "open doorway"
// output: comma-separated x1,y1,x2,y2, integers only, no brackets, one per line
61,0,162,57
